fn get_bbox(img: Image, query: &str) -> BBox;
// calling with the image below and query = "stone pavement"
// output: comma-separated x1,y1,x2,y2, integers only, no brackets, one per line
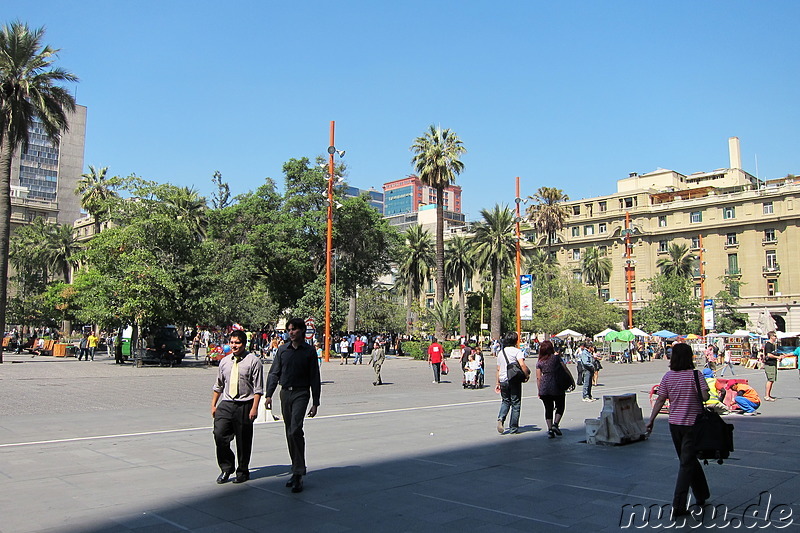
0,352,798,532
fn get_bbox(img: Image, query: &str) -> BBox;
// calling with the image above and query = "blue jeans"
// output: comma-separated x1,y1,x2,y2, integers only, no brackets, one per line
735,396,759,413
582,369,594,399
498,380,522,432
718,362,735,376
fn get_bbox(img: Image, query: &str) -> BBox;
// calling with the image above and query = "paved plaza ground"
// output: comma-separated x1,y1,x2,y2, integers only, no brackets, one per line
1,350,799,532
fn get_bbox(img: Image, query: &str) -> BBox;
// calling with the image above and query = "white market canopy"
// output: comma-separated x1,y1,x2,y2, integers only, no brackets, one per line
554,329,584,339
594,328,615,340
628,327,649,337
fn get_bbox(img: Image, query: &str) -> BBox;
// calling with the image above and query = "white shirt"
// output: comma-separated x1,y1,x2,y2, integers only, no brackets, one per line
496,346,524,383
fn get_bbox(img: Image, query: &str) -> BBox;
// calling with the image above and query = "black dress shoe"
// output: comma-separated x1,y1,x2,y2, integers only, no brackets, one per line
216,471,232,484
291,475,304,493
286,474,299,487
232,472,249,484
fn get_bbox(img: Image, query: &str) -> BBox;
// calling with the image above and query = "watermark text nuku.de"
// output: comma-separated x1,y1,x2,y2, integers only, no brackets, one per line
619,492,793,529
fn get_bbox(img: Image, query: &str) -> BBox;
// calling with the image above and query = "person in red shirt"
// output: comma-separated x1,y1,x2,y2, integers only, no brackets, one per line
427,337,444,383
353,337,365,365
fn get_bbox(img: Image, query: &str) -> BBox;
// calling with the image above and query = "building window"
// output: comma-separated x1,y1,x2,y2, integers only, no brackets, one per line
694,284,702,298
763,201,774,215
572,248,581,261
598,222,607,234
599,245,608,256
571,226,580,237
573,270,582,281
726,233,738,246
620,197,636,209
690,211,702,223
549,251,557,262
765,250,778,271
572,205,581,216
658,215,667,227
767,279,779,296
584,225,594,236
723,206,735,219
599,201,607,212
658,240,669,253
727,254,739,276
600,288,610,301
764,228,776,243
691,237,700,250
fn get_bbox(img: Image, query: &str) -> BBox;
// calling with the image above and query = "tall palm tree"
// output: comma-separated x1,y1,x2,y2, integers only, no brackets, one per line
75,165,119,235
396,225,434,334
524,247,559,284
0,22,77,361
656,243,696,278
526,186,570,251
411,125,466,338
46,223,80,283
164,185,208,240
471,205,516,341
581,246,613,299
445,235,474,337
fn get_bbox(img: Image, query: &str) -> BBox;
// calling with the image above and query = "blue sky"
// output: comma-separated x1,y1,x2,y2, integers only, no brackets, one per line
7,1,799,221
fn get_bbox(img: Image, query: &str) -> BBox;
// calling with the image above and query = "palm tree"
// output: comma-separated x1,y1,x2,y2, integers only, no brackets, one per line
164,185,208,240
445,235,474,337
0,22,77,361
582,246,613,299
524,247,559,284
75,165,120,235
656,243,696,278
427,299,459,336
396,225,434,334
526,186,570,251
471,205,516,341
410,125,466,337
46,223,80,283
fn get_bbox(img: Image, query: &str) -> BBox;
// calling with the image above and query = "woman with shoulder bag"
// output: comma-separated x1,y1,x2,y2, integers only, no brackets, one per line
645,343,711,518
536,340,569,438
495,331,530,435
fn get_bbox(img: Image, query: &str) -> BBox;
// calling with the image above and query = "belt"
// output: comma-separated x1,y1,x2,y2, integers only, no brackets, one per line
283,386,308,391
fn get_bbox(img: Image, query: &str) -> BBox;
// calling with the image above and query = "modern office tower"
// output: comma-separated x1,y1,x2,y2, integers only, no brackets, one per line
344,185,384,214
383,175,465,233
8,105,87,229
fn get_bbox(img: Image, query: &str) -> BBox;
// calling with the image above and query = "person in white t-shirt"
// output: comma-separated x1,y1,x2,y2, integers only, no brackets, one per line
495,331,530,434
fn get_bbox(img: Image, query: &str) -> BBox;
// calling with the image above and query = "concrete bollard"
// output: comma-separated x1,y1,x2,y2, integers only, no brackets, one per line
585,418,601,445
586,393,647,445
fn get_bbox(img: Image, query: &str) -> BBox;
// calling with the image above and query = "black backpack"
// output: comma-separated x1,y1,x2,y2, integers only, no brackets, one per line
692,371,735,464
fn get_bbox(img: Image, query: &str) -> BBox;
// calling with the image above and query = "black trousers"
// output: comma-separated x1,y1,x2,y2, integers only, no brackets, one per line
669,423,710,510
280,388,311,475
213,400,255,476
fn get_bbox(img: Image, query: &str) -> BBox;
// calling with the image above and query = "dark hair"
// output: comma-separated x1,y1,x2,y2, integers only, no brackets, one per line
538,340,555,361
287,317,306,334
669,343,695,371
229,330,247,343
502,331,518,347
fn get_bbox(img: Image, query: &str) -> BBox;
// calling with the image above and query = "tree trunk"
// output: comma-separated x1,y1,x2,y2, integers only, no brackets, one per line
434,185,445,340
491,263,502,341
458,283,466,337
347,293,357,332
0,138,15,364
406,291,413,336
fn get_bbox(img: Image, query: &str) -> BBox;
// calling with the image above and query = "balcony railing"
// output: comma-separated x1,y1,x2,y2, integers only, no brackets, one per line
724,268,742,276
763,263,781,273
762,237,777,244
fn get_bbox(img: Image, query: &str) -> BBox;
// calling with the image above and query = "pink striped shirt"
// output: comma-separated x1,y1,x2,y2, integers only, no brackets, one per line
658,370,709,426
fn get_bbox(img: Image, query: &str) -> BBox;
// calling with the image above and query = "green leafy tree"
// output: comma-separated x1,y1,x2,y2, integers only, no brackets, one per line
581,246,612,299
0,22,77,359
636,274,700,334
712,275,747,333
526,187,570,250
471,204,515,340
426,299,459,336
656,243,695,278
210,170,232,209
75,165,120,235
445,235,474,337
410,125,466,338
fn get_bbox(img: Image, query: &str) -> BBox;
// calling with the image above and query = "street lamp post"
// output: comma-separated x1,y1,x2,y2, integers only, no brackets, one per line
514,177,522,346
324,121,344,362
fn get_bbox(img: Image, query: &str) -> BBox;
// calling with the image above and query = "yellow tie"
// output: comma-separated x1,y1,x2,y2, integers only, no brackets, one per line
228,356,239,398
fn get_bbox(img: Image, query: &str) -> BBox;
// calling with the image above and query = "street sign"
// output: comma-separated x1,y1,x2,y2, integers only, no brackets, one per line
305,317,316,341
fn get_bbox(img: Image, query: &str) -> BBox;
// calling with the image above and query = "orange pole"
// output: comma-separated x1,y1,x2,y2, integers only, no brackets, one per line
324,121,335,362
699,234,705,337
625,212,633,328
515,177,522,346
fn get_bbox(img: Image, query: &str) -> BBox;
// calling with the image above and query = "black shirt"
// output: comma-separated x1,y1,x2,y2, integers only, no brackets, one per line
265,341,321,406
764,341,777,366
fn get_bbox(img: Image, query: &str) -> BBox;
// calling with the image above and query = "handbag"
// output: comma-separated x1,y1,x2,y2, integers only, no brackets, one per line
502,348,526,383
554,359,576,392
692,370,734,464
441,360,449,375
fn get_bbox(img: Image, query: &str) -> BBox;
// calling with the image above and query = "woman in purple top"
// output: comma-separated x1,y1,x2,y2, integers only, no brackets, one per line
646,343,710,518
536,341,568,438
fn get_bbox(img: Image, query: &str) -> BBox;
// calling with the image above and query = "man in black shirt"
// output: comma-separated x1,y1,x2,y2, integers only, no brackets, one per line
763,331,783,401
265,317,321,493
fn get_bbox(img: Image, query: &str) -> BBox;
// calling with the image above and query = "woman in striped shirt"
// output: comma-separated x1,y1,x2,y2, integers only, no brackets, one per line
645,343,710,518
